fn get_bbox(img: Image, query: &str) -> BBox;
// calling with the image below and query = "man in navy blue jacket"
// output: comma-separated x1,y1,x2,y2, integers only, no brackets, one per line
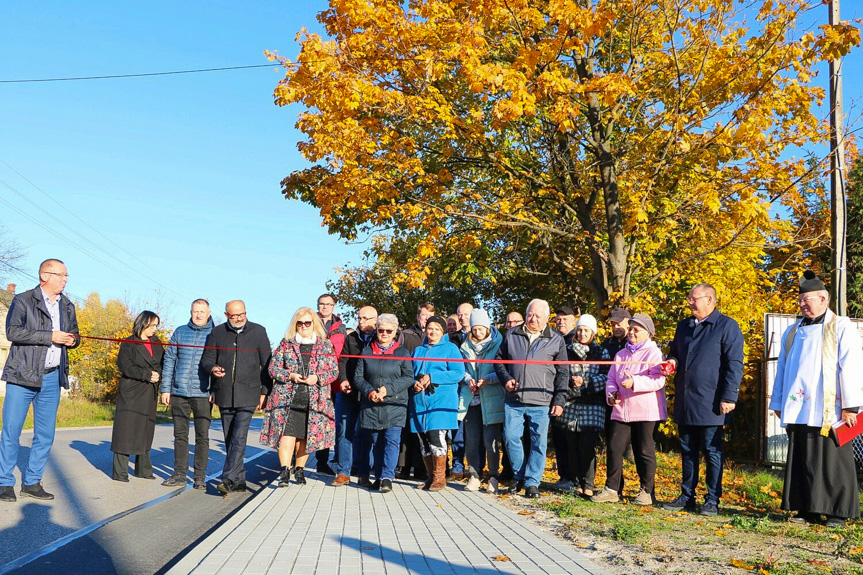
662,283,744,516
160,299,215,490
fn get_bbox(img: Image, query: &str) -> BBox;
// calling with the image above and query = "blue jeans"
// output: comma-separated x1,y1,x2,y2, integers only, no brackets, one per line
503,402,550,488
451,419,466,474
333,393,361,476
679,424,724,504
0,371,61,486
359,427,401,481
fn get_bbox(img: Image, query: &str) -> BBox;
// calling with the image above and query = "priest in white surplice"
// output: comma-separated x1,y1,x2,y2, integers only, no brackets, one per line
769,271,863,527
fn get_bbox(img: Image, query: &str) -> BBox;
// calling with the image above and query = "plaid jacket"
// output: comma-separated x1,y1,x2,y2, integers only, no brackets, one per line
555,342,609,432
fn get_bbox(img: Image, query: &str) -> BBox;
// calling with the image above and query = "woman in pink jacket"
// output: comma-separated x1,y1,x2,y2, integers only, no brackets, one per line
592,313,667,506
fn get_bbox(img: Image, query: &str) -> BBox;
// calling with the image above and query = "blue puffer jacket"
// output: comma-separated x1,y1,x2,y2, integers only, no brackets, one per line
409,334,465,433
160,317,214,398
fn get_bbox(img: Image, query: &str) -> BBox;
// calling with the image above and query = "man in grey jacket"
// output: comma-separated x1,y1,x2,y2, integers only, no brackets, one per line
495,299,568,498
1,259,79,502
160,299,215,490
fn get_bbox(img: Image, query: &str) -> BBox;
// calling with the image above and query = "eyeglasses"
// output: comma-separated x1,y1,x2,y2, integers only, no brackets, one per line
43,272,69,279
359,316,377,321
226,312,246,319
686,295,709,304
798,295,822,305
377,328,394,335
317,302,334,308
296,320,313,328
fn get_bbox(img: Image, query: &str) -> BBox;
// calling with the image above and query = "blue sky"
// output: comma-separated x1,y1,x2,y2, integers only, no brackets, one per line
1,2,862,344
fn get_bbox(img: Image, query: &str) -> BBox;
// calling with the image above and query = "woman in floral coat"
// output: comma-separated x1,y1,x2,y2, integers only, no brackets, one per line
261,307,339,486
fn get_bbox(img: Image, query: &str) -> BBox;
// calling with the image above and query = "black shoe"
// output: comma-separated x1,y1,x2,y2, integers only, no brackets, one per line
524,486,540,499
0,486,16,502
113,475,130,483
193,479,206,491
316,463,335,476
370,480,381,491
789,512,818,524
517,480,525,492
357,476,372,488
20,482,54,500
294,468,306,485
162,474,186,487
279,467,291,487
395,467,411,480
826,516,846,528
380,479,392,493
699,501,719,517
233,482,247,492
217,480,234,495
662,494,696,512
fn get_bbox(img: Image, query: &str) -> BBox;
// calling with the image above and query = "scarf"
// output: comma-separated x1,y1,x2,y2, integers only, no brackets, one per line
626,340,648,353
294,334,317,345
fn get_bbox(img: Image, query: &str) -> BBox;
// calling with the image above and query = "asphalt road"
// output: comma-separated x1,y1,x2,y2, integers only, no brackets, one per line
0,420,281,574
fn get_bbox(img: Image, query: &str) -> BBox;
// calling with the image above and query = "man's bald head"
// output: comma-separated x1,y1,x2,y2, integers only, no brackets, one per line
225,300,247,329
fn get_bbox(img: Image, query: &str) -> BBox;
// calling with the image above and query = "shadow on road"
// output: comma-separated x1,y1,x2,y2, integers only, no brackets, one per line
336,535,504,575
68,439,176,480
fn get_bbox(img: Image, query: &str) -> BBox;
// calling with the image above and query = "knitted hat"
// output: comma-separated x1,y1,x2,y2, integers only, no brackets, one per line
609,307,632,323
799,270,826,294
425,315,448,333
469,309,491,329
576,314,598,334
629,313,655,337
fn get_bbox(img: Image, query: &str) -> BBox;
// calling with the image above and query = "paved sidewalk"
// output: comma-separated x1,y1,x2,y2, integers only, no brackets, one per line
170,473,608,575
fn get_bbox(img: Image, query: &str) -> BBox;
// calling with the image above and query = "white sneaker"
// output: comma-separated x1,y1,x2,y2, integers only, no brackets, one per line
554,479,575,492
465,476,481,491
487,477,499,494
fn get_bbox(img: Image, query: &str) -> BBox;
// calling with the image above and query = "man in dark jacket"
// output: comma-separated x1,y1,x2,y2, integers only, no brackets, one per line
315,293,347,474
661,283,743,516
1,259,79,502
159,298,215,490
495,299,569,498
200,300,272,495
550,305,577,491
332,305,377,486
601,307,630,359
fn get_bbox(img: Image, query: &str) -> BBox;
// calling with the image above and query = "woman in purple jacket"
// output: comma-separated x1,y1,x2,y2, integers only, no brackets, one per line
591,313,667,506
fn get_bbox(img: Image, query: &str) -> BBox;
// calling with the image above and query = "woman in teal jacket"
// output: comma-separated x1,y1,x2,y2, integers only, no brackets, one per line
458,309,505,493
410,315,465,491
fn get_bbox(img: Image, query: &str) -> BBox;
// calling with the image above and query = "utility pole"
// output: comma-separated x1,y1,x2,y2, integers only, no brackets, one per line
829,0,847,315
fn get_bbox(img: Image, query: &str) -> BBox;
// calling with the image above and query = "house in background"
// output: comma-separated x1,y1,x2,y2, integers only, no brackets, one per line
0,283,15,397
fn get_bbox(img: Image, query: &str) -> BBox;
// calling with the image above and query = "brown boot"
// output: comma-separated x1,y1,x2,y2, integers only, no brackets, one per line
416,456,433,490
428,455,447,491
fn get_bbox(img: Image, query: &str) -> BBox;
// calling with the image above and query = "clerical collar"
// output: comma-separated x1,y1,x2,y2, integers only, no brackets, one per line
800,311,827,326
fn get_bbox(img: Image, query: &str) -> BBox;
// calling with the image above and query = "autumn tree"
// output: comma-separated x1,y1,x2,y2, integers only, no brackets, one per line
0,225,25,285
68,293,135,402
271,0,859,332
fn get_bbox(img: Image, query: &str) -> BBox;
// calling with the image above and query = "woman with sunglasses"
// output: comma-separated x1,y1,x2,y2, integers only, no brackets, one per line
262,307,339,486
410,315,465,491
352,314,414,492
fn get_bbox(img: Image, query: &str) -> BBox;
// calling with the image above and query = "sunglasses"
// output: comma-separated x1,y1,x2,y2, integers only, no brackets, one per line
377,328,394,335
296,320,313,328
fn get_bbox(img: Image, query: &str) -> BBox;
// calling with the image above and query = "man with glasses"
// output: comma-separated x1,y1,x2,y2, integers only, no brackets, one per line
200,301,272,495
1,259,79,503
159,299,215,490
494,299,569,498
315,293,346,475
768,271,863,527
661,283,743,516
504,311,524,332
332,306,378,487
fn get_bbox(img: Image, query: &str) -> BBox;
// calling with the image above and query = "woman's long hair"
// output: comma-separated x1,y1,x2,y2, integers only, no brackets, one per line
284,307,326,341
132,310,160,338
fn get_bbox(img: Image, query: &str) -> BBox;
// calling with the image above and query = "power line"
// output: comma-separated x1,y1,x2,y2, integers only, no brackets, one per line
0,261,86,305
0,158,188,300
0,64,278,83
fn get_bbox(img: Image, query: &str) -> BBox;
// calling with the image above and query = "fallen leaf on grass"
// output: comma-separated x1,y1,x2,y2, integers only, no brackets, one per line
518,510,536,516
663,516,684,522
722,524,734,529
730,558,755,570
807,559,829,566
849,546,863,555
492,555,511,562
715,530,727,537
575,542,590,548
829,534,841,540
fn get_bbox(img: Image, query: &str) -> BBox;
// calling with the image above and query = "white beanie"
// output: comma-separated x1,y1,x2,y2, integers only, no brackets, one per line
576,314,598,334
470,309,491,329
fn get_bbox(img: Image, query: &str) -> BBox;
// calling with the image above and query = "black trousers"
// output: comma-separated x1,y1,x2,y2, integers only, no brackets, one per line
565,428,599,491
220,406,254,485
605,420,657,494
398,425,425,475
171,396,212,480
113,451,152,480
551,425,572,481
